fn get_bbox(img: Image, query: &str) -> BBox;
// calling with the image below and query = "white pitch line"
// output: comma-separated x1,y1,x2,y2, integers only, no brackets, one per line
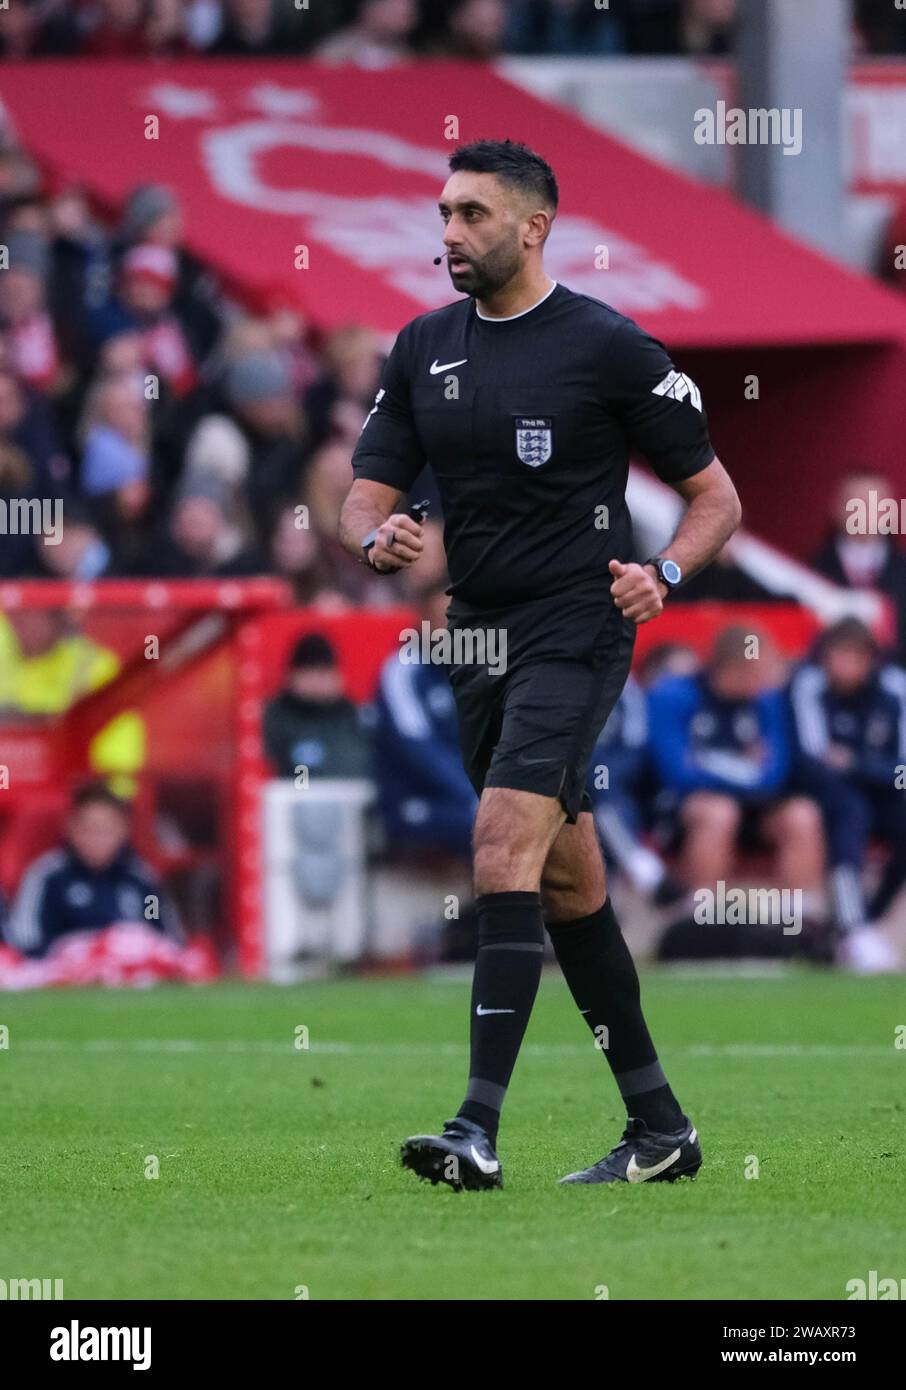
7,1040,899,1058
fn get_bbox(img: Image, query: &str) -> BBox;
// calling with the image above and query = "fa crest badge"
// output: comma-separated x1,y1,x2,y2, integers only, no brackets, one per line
514,416,553,467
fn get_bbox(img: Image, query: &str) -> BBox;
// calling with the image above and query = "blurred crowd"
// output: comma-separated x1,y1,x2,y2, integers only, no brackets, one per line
0,165,448,606
8,605,904,966
0,0,904,64
257,604,906,972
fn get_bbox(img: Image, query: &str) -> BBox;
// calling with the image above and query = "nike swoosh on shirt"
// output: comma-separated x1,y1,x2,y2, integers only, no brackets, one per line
476,1005,515,1016
429,358,468,374
626,1147,681,1182
470,1145,500,1174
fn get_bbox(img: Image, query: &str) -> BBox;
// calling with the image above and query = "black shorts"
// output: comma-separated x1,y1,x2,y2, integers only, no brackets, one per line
447,617,636,824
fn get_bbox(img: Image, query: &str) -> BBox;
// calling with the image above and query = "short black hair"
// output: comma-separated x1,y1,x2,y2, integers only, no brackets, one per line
289,632,337,671
70,782,129,817
818,617,878,660
448,139,559,213
710,625,768,669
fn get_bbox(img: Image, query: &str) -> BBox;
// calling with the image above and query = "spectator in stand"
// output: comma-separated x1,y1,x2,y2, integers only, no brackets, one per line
78,370,150,500
315,0,418,67
44,184,112,378
624,0,734,55
435,0,508,59
0,608,119,716
0,229,64,396
0,367,73,577
306,324,385,449
90,244,199,399
505,0,626,55
3,782,182,959
152,472,265,577
215,348,307,543
306,438,394,604
75,362,156,573
31,502,114,581
586,673,680,902
0,0,83,58
116,185,223,365
0,0,44,59
853,0,906,55
788,618,906,973
810,469,906,665
0,431,42,578
637,639,700,689
95,479,155,575
263,633,371,780
209,0,301,55
269,503,350,609
0,350,69,450
3,197,51,238
647,626,824,916
373,581,477,859
77,0,187,58
258,285,319,396
0,145,43,208
183,0,228,50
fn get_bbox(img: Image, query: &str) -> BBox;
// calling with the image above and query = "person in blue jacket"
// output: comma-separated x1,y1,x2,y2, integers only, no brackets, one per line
788,617,906,972
647,626,824,902
586,673,676,900
373,582,478,860
4,782,182,958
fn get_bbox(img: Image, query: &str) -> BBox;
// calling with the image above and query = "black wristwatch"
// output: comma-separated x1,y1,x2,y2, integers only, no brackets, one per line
646,556,683,594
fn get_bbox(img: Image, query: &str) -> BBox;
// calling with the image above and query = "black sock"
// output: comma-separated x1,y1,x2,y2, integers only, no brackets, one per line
547,898,684,1134
456,890,545,1146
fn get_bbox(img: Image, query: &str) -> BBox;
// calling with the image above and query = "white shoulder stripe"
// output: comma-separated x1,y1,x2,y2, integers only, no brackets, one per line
380,656,431,739
621,677,648,748
5,849,66,951
879,666,906,757
790,665,828,757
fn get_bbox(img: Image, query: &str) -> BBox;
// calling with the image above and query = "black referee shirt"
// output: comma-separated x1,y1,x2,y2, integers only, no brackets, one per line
352,282,715,658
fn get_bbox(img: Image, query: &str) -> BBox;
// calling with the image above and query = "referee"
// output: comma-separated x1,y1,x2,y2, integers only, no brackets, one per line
340,139,741,1189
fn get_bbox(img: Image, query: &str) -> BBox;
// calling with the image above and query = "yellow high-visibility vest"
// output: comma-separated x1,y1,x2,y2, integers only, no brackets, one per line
0,614,145,788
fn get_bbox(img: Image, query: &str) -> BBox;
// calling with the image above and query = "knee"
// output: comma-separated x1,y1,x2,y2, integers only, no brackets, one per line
473,824,536,895
682,792,741,837
775,796,822,839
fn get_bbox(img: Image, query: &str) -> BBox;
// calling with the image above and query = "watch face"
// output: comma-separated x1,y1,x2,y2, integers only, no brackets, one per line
662,560,682,587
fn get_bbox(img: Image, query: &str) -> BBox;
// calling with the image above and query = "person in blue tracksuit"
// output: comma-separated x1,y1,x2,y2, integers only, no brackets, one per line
647,626,823,899
373,584,478,859
788,617,906,954
586,673,673,897
4,782,181,958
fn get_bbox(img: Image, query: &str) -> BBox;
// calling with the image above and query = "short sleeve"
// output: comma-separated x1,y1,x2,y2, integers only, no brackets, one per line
603,318,716,483
351,326,426,493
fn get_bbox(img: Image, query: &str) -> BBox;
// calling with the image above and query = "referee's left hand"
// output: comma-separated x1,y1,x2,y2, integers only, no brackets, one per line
609,560,667,625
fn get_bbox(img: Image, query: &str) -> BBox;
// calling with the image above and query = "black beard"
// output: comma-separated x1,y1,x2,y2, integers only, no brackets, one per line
450,240,522,300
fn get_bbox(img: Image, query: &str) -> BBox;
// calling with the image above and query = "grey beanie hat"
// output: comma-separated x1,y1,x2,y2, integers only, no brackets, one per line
175,469,232,513
120,184,179,243
3,228,49,279
225,350,293,405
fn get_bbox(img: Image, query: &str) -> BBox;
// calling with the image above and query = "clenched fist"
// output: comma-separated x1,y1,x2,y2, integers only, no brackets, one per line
367,513,424,574
609,560,667,625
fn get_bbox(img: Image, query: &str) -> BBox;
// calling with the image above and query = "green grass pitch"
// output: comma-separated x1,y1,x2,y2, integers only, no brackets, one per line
1,970,902,1300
